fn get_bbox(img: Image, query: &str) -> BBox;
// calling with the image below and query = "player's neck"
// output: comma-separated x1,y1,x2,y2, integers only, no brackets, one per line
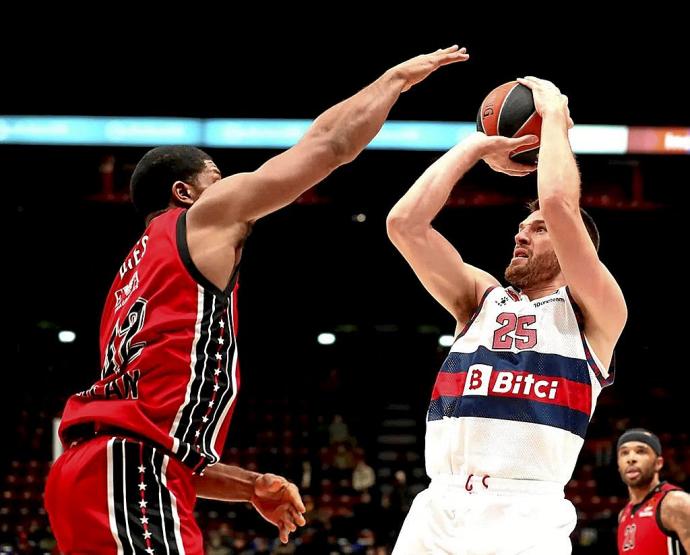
145,209,168,226
628,477,661,505
519,278,565,301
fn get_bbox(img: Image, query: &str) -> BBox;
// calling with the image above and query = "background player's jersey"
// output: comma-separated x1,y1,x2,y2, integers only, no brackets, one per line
618,482,686,554
426,286,613,486
59,208,240,474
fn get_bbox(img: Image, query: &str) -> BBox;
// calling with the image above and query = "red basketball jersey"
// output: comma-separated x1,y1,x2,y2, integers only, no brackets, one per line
59,208,240,474
618,482,686,554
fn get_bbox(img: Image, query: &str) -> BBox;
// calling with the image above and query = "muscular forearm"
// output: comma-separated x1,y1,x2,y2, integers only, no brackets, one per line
388,134,484,228
537,110,580,207
308,69,406,164
192,463,259,502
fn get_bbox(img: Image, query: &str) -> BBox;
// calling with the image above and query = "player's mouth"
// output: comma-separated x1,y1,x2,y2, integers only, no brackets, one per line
512,247,529,262
625,468,641,479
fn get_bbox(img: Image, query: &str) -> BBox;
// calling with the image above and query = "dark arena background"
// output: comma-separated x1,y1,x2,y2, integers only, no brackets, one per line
4,20,688,554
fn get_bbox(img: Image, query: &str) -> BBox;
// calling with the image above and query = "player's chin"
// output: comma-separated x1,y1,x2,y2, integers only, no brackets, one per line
505,260,522,273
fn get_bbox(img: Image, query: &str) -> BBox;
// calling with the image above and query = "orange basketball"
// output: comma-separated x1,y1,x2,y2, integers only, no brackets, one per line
476,81,542,164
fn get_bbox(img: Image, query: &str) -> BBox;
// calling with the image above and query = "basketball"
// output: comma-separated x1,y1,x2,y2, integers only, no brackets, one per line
476,81,542,164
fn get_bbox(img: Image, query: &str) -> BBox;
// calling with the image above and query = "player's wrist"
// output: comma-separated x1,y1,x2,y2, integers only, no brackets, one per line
540,104,567,120
380,67,407,94
462,132,492,158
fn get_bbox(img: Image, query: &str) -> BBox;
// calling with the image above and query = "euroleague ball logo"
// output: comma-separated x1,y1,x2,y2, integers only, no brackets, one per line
476,81,542,164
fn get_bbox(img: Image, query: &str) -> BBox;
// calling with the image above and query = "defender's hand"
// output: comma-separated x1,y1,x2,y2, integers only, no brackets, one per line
251,473,306,544
389,45,470,93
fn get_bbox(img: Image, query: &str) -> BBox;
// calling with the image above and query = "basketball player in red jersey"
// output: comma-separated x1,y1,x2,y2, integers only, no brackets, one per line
44,46,470,553
617,428,690,554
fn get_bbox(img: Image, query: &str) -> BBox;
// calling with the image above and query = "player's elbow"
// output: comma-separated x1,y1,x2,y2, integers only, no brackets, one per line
386,211,408,238
386,211,426,243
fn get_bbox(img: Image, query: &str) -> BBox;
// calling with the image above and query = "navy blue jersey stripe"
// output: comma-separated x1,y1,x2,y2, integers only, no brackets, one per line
428,395,590,438
439,346,591,384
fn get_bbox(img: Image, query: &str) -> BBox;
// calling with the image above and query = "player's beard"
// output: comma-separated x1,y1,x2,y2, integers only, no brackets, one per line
505,249,560,290
619,464,657,489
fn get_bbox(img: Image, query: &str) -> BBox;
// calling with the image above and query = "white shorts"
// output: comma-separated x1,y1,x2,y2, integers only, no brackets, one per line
393,474,576,555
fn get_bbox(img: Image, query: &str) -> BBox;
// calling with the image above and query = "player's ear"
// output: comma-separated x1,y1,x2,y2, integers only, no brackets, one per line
655,455,664,473
172,181,193,207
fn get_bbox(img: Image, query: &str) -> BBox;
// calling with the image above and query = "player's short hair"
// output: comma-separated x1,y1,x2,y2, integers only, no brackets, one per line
130,146,212,218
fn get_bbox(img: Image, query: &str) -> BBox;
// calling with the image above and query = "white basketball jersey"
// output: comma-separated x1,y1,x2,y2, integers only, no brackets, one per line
425,286,612,486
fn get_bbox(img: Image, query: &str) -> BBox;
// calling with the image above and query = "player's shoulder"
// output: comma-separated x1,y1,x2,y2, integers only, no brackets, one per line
659,488,690,533
662,488,690,508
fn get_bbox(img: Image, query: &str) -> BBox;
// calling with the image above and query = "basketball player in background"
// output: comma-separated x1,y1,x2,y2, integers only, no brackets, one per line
617,428,690,554
44,46,470,554
386,76,627,553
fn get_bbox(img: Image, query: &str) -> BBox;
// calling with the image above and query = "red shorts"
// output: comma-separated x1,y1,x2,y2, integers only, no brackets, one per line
45,435,203,554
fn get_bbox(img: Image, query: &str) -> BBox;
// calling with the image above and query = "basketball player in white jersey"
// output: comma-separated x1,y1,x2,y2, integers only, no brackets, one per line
386,77,627,554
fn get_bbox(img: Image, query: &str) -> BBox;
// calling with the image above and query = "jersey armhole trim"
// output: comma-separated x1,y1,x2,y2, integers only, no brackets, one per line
656,489,683,540
566,286,614,387
176,210,228,298
454,286,497,342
